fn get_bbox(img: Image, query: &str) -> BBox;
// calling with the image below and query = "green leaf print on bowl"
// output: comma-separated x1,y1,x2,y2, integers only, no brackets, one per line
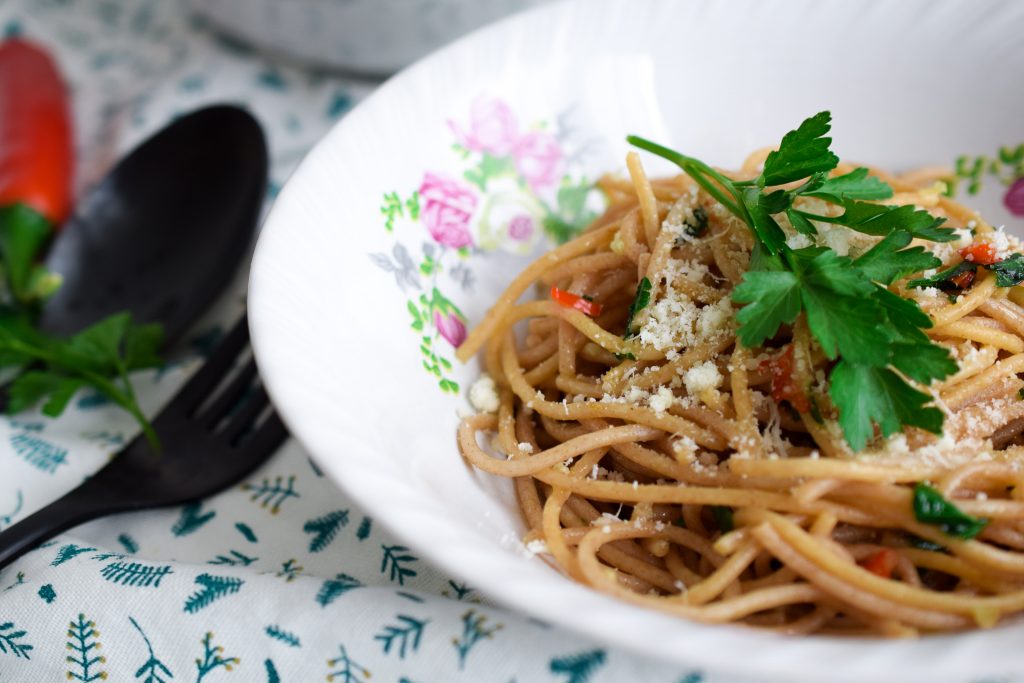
370,96,605,395
947,143,1024,216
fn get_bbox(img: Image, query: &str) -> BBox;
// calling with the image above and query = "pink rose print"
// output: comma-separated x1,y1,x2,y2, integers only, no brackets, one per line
1005,177,1024,217
508,214,535,241
448,97,519,157
513,130,563,192
434,310,467,348
419,172,477,248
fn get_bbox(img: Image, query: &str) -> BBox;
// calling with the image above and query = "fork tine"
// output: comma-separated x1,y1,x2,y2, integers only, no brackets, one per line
199,358,258,428
222,384,270,444
236,406,288,457
164,314,250,414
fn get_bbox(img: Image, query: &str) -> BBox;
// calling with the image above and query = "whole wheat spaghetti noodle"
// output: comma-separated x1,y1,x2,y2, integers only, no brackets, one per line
455,142,1024,637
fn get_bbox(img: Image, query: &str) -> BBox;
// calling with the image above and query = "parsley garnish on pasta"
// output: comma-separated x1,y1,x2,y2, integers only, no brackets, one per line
629,112,959,450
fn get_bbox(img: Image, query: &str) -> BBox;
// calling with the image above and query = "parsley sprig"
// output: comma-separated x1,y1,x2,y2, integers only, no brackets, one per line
1,210,163,447
628,112,958,450
913,483,987,539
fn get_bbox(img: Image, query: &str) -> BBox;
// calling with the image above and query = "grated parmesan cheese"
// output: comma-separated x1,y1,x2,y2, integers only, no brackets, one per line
637,290,733,352
648,387,675,414
819,224,853,256
524,539,549,555
931,228,974,264
661,191,702,243
684,361,723,396
973,225,1019,260
468,374,500,413
786,233,814,250
610,230,625,254
592,512,622,526
697,297,733,339
671,436,698,461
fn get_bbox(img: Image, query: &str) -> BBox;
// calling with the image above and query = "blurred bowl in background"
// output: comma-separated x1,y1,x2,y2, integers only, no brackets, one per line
189,0,551,75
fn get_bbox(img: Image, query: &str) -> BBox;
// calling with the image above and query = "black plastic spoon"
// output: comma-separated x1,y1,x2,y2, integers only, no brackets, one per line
36,104,267,343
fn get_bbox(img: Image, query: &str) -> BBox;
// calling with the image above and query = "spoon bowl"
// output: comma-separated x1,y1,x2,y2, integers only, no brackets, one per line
37,105,267,344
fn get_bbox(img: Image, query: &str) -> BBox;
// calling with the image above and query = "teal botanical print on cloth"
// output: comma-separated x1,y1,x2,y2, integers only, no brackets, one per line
208,550,258,567
380,545,418,586
130,616,174,683
183,575,245,614
264,658,281,683
9,430,68,473
550,649,607,683
326,645,371,683
316,573,362,607
0,1,768,681
52,544,97,566
117,533,140,554
194,632,239,681
0,490,23,530
0,620,33,660
302,509,349,552
172,503,217,537
37,583,56,603
65,614,105,681
374,614,429,659
264,625,301,648
453,609,502,669
355,517,372,541
2,570,26,592
275,559,304,583
233,523,257,543
100,561,173,587
241,475,300,514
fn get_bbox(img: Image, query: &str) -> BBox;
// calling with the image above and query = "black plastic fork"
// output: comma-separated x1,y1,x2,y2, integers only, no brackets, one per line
0,315,288,569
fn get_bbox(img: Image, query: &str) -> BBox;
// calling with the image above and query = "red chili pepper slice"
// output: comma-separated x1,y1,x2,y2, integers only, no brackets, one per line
0,37,73,226
861,548,899,579
550,285,603,317
949,269,976,290
759,344,810,413
959,241,999,266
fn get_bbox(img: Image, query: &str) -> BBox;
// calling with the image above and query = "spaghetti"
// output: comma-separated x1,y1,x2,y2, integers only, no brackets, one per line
455,136,1024,636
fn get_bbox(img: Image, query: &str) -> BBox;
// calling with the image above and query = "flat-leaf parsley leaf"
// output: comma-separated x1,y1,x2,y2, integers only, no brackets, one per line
629,112,957,450
912,483,988,539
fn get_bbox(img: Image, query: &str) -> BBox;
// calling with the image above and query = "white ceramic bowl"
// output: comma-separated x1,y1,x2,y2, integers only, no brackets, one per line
190,0,550,74
249,1,1024,680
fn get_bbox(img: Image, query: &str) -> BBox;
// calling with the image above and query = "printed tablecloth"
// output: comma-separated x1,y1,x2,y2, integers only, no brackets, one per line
0,1,709,681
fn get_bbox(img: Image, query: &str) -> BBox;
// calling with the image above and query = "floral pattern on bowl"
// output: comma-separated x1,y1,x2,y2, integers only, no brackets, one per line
369,96,605,395
949,143,1024,216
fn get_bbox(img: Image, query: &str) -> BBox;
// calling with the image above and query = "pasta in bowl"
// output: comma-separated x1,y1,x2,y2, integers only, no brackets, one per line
456,111,1024,636
247,0,1024,678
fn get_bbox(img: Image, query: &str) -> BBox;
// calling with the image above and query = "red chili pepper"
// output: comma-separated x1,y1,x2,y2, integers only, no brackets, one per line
0,38,73,226
0,37,73,304
959,241,999,266
759,344,810,413
862,548,899,579
949,269,976,290
550,285,603,317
